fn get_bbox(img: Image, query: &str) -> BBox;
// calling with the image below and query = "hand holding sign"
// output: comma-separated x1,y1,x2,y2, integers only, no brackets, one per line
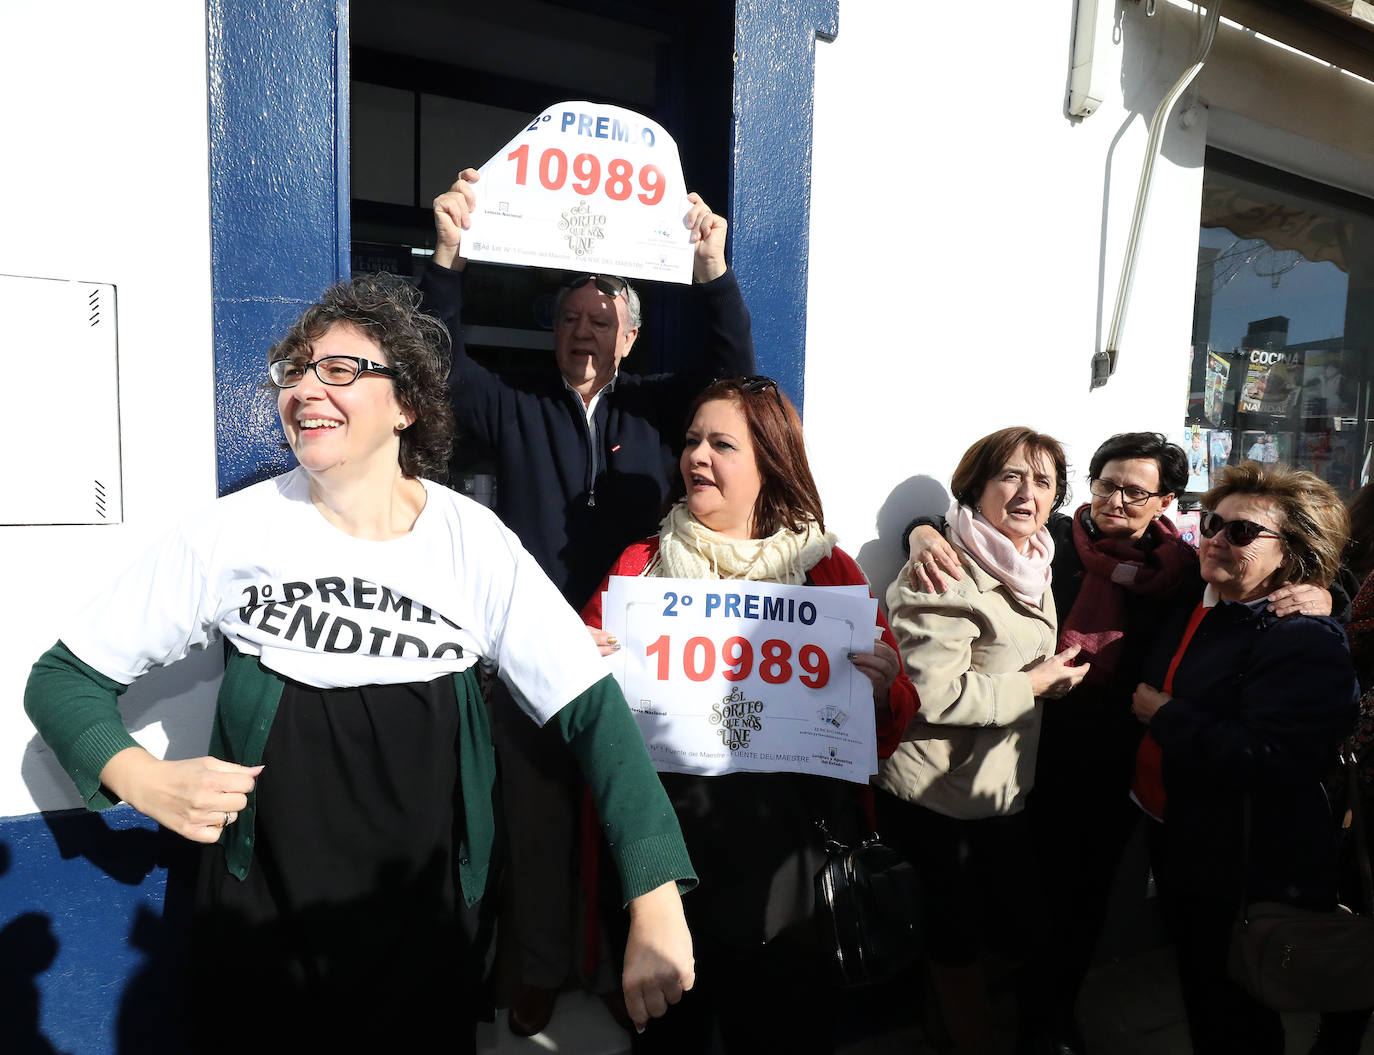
432,168,479,270
454,102,701,283
684,192,727,283
849,639,902,716
602,576,881,783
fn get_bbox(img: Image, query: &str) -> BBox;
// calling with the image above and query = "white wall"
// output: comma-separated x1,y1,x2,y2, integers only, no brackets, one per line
7,0,1370,818
804,0,1374,599
0,2,220,818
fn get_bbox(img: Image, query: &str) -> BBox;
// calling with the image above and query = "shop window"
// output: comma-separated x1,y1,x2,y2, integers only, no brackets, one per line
1185,148,1374,501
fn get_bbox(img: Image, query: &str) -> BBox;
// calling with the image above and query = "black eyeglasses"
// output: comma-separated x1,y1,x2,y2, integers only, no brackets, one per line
564,274,630,299
739,375,786,417
1198,510,1284,547
269,356,397,389
1088,477,1169,507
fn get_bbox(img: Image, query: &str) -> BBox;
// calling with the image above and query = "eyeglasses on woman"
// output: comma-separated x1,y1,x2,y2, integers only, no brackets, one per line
269,356,397,389
1088,477,1168,507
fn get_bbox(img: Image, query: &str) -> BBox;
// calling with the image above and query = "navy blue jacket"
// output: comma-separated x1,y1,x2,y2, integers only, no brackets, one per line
1146,593,1359,906
419,262,755,608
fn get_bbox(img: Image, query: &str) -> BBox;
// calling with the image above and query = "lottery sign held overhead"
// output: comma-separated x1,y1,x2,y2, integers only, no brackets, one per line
459,102,695,283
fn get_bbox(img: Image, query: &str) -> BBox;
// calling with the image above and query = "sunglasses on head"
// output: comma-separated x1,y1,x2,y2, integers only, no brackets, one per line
564,274,629,299
739,375,787,416
1198,510,1284,547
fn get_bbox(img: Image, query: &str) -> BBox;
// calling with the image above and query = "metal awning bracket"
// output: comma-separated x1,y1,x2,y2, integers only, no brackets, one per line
1090,1,1222,390
1090,350,1117,389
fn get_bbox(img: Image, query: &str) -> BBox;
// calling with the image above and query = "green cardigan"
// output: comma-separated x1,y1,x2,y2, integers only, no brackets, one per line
25,642,696,907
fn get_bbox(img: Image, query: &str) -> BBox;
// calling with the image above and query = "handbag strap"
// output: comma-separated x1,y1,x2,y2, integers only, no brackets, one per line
790,773,871,855
1346,752,1374,916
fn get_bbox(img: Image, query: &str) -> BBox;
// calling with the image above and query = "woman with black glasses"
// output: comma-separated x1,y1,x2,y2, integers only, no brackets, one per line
581,376,919,1053
1131,463,1359,1054
24,274,696,1054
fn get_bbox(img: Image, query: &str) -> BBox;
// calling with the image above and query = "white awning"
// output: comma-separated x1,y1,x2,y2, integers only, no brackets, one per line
1300,0,1374,29
1219,0,1374,78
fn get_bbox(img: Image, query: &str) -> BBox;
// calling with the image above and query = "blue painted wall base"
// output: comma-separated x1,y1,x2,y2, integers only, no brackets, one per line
0,806,196,1055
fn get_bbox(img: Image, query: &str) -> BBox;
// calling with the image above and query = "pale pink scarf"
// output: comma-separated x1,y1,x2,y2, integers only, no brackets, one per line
946,499,1054,607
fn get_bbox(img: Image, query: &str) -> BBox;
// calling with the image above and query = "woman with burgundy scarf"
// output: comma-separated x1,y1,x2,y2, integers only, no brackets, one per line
903,433,1333,1053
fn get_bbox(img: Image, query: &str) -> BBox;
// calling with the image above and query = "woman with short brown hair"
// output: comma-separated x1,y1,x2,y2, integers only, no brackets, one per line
879,425,1086,1054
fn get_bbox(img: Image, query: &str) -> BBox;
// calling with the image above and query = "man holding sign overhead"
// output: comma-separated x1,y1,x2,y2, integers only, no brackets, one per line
421,169,751,606
417,103,754,1036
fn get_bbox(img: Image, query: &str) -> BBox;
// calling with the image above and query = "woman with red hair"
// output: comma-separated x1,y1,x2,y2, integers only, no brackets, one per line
583,376,918,1052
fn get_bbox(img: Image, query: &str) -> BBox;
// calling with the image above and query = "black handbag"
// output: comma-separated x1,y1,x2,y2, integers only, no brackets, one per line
812,820,923,988
1227,755,1374,1012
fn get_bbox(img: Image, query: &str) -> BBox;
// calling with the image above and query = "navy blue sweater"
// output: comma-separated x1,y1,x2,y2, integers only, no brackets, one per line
419,262,755,608
1146,594,1358,905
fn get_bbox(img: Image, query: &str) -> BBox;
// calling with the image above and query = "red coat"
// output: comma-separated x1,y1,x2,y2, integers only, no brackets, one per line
581,537,920,757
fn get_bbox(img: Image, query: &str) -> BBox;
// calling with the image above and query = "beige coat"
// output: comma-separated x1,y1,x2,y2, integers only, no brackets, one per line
876,538,1057,819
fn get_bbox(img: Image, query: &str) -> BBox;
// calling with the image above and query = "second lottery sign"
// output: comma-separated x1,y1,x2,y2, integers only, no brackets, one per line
460,101,696,283
600,576,881,783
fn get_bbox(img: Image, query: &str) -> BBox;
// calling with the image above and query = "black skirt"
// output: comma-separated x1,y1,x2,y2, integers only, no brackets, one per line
187,676,479,1053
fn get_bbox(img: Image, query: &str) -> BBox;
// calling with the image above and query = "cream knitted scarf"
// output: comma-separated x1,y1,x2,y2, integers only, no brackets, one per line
650,500,836,583
946,499,1054,607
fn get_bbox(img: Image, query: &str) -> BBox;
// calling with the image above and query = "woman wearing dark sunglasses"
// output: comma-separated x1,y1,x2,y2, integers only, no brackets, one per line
1131,463,1359,1054
581,376,919,1053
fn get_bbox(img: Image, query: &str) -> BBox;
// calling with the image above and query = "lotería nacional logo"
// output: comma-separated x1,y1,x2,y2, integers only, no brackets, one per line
818,705,849,729
558,200,607,257
709,684,765,751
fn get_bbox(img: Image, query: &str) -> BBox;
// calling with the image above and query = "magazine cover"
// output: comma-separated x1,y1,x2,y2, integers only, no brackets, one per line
1208,429,1232,475
1238,355,1302,416
1183,427,1210,492
1204,350,1230,425
1241,431,1280,468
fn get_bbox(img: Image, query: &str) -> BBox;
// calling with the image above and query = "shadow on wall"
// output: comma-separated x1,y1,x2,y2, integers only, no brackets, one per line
855,475,952,614
21,647,224,815
0,810,199,1055
0,841,68,1055
0,909,67,1055
10,648,221,1055
118,869,197,1055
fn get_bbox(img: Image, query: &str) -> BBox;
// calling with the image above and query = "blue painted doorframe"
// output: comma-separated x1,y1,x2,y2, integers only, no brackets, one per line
731,0,838,414
205,0,837,497
207,0,351,496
